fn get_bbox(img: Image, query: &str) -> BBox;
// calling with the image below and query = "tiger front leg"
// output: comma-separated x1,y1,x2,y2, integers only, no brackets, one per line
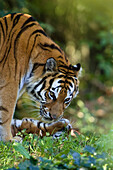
11,118,72,138
0,82,18,141
34,118,72,137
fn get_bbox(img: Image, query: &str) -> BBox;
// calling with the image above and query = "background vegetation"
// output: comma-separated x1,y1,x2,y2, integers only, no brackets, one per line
0,0,113,169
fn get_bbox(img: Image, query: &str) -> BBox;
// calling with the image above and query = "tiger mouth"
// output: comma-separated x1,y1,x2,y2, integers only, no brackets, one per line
40,106,53,121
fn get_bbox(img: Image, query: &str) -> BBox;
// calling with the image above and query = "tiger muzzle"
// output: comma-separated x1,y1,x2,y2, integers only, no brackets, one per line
42,101,64,121
40,103,63,121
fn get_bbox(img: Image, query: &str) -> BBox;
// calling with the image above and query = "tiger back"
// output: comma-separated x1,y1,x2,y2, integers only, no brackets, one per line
0,13,81,141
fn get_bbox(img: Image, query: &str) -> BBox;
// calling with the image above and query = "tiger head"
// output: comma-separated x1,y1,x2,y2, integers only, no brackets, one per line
27,58,81,122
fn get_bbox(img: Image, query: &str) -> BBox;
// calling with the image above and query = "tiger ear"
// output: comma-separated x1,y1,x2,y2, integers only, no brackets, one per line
72,63,82,77
45,58,57,72
73,63,81,71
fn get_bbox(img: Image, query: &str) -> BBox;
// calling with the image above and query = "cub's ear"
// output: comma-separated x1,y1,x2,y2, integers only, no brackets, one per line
45,58,57,72
72,63,82,77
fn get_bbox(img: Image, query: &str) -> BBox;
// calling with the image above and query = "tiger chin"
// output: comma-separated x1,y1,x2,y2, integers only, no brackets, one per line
0,13,81,142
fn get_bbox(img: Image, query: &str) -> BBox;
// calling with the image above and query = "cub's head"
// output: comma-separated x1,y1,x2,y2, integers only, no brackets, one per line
27,58,81,122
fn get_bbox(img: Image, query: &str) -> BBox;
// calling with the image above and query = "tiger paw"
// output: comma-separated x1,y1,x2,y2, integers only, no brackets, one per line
44,118,72,135
52,123,72,139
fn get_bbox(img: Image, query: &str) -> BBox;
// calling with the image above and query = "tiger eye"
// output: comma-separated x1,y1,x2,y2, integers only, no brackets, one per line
64,98,70,103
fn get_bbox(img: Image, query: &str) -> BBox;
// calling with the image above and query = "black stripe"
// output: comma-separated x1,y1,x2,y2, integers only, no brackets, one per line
52,73,58,77
39,43,51,52
12,13,23,28
30,89,35,95
34,75,51,90
0,83,9,90
14,23,36,78
37,81,46,100
0,117,9,125
21,16,36,29
28,34,38,61
15,23,36,45
0,106,8,112
66,80,73,87
19,70,22,89
30,119,33,122
58,65,69,70
58,55,63,59
40,81,46,91
58,60,65,65
37,122,41,129
57,74,66,78
4,17,8,35
32,62,45,72
26,29,47,50
58,80,65,84
27,30,47,47
0,21,5,41
1,30,16,68
34,29,47,37
2,42,11,68
15,23,36,43
0,46,7,63
44,123,48,132
58,65,78,75
11,13,16,20
58,68,66,74
67,77,75,82
49,78,54,88
40,43,62,54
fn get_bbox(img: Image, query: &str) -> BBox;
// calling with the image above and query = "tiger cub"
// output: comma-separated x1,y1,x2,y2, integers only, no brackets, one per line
0,13,81,141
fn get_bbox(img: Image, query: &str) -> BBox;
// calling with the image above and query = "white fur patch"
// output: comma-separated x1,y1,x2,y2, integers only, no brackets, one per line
51,79,62,98
19,60,33,97
39,122,44,129
51,79,61,89
40,90,46,101
36,83,43,92
74,90,79,98
33,120,39,126
11,119,22,128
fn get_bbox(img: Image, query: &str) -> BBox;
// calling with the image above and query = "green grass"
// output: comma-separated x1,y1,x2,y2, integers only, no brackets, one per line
1,96,113,170
0,129,113,170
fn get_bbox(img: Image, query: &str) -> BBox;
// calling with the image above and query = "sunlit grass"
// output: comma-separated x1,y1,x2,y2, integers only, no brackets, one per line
0,129,113,169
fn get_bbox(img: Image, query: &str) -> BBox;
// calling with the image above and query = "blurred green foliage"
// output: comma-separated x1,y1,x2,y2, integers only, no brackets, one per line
1,0,113,89
0,0,113,131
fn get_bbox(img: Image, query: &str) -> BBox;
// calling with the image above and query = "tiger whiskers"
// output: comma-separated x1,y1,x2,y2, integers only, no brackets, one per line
27,109,40,113
21,102,40,108
20,96,40,107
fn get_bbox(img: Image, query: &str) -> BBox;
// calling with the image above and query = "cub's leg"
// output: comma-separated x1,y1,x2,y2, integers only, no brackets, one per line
11,118,72,138
0,82,18,141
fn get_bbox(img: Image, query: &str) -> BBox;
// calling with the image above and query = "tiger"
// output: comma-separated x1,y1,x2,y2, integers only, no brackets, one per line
0,13,81,142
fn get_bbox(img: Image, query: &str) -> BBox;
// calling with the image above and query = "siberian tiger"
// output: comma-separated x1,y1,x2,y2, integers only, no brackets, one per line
0,13,81,142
